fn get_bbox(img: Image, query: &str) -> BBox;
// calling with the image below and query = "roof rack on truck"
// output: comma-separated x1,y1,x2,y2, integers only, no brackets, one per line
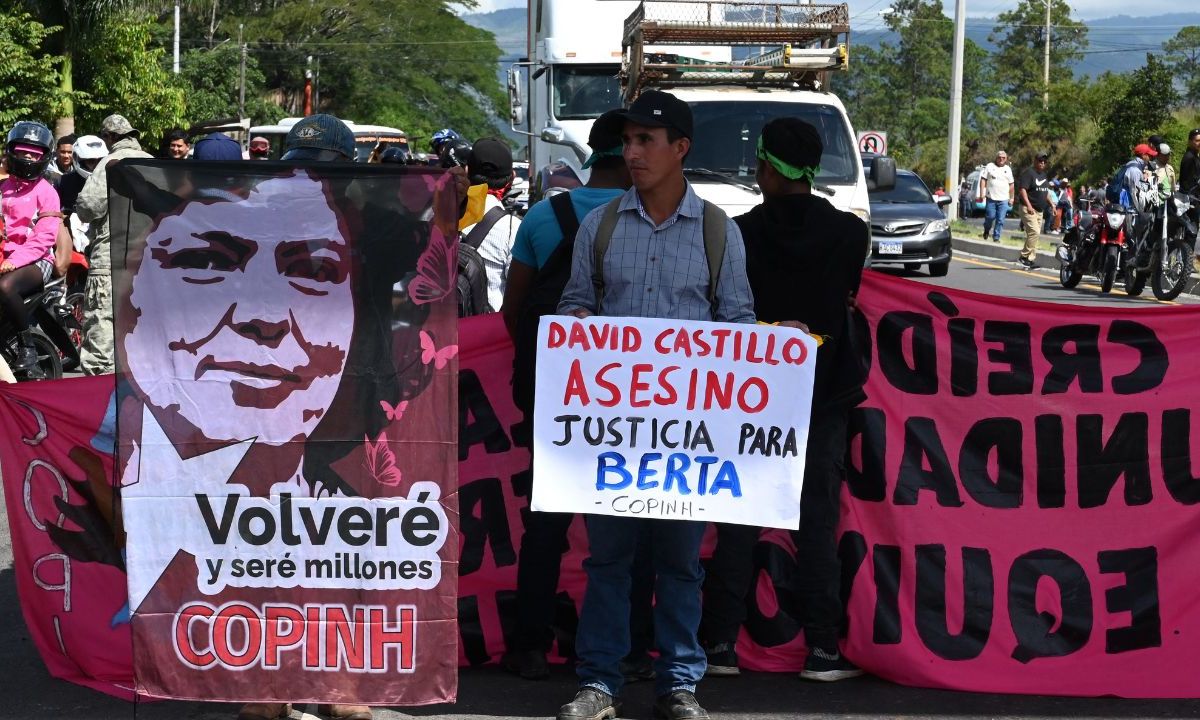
620,0,850,101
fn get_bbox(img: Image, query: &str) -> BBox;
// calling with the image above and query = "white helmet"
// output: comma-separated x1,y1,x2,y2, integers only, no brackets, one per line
1158,142,1172,157
73,134,108,179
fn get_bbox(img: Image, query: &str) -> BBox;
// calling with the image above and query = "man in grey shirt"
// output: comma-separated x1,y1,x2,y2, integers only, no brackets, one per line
555,90,753,720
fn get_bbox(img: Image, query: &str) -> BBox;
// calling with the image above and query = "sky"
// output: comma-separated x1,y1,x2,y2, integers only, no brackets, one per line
455,0,1183,22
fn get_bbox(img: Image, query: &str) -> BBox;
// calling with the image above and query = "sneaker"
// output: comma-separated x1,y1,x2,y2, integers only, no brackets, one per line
703,642,740,677
502,649,550,680
557,688,618,720
620,651,656,683
1018,257,1035,269
800,646,864,682
653,690,710,720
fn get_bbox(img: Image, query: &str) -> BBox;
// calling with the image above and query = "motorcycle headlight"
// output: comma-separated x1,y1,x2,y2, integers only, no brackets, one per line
925,219,949,233
1174,195,1192,213
1106,212,1125,228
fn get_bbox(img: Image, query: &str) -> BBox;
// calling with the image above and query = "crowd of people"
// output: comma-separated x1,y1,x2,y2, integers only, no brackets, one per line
0,97,869,720
966,129,1200,270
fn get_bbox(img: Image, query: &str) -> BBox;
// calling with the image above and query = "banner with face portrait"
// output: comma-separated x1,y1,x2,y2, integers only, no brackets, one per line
107,161,461,705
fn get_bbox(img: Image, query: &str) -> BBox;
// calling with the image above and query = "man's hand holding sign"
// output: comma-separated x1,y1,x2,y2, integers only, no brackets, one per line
532,316,816,529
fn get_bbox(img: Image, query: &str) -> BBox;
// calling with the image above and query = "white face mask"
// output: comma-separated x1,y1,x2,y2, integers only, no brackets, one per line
122,171,355,446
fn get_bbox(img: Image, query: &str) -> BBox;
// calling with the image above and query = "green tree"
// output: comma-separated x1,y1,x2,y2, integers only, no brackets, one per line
1091,54,1179,179
178,43,284,125
989,0,1087,108
0,10,67,127
834,0,996,186
1163,26,1200,107
160,0,506,139
4,0,143,136
75,16,186,147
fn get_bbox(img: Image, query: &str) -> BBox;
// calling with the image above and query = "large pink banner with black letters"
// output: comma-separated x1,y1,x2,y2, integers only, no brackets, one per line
5,270,1200,699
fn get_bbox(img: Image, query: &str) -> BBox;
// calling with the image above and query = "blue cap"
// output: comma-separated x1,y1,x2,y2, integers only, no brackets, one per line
283,114,355,161
191,132,242,161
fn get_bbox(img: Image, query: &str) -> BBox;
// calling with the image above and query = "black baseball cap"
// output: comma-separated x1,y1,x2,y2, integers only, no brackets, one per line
617,90,693,140
468,137,513,179
1035,152,1049,161
582,109,625,169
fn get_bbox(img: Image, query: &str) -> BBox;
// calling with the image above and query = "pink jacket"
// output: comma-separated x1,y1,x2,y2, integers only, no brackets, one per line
1,176,61,269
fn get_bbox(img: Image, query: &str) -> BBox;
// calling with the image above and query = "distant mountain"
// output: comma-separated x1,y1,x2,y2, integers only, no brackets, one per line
854,12,1200,78
466,8,526,57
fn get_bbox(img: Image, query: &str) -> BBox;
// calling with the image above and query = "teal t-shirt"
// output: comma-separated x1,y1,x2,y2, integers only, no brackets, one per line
510,187,626,270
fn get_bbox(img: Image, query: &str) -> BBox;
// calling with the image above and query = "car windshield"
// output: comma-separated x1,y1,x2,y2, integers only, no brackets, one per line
871,174,934,204
552,65,622,120
685,101,859,184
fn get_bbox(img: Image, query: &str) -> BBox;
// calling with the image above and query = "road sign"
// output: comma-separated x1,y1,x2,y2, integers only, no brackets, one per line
857,131,887,156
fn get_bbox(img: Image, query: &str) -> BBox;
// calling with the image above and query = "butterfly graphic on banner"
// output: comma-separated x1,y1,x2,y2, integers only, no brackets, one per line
408,226,456,305
362,430,403,487
419,331,458,370
380,400,408,422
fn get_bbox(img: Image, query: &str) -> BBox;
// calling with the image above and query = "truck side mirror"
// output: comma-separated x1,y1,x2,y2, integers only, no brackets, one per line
507,68,524,127
872,156,897,192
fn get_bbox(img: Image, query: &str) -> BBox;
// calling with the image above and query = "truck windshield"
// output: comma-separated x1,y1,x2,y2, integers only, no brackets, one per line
552,66,622,120
685,101,859,184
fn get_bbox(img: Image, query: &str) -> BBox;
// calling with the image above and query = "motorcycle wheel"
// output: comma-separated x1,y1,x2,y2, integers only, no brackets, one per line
1059,250,1082,288
1124,265,1148,296
1100,244,1119,293
2,329,63,381
1152,234,1193,301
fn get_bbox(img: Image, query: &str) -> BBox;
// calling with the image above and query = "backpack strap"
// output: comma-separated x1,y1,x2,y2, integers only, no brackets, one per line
590,198,623,312
464,205,508,249
549,191,580,243
701,200,728,312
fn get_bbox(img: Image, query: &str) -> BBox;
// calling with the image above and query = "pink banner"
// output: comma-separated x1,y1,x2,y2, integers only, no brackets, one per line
4,272,1200,698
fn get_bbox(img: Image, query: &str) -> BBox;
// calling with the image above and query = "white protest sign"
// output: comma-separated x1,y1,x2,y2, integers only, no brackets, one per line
531,316,816,530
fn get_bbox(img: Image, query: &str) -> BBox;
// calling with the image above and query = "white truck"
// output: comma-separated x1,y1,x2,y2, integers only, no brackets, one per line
508,0,893,222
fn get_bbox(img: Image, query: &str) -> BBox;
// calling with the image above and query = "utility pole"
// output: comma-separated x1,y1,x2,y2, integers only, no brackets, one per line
173,2,180,74
945,0,966,220
238,23,246,119
1043,0,1051,110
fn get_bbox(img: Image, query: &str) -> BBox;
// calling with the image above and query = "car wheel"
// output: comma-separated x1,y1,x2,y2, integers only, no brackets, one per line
928,258,950,277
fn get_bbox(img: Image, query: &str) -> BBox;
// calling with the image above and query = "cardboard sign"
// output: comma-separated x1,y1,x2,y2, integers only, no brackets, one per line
530,316,817,529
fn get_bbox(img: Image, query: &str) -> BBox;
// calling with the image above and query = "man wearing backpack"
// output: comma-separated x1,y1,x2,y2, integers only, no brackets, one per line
555,90,755,720
500,109,634,682
461,137,521,313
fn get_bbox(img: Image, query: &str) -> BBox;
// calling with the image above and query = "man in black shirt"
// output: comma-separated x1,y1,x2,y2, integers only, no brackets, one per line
699,118,870,683
1180,129,1200,193
1017,153,1050,268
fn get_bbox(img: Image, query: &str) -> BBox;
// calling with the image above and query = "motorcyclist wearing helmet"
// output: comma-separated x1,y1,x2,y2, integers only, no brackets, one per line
438,138,472,169
429,127,460,156
58,135,108,212
0,120,63,373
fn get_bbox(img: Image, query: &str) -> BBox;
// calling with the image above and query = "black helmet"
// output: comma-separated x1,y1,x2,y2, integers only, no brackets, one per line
6,121,54,180
379,146,412,164
439,139,472,169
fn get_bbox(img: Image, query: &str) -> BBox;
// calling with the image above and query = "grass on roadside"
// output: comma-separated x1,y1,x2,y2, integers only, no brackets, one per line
949,219,1036,250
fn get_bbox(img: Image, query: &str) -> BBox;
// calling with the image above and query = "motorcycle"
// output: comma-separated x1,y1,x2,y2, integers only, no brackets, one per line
1148,182,1198,301
1059,202,1127,293
0,279,80,381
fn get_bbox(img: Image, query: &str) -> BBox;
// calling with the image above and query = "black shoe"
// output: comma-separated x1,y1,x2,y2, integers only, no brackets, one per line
13,331,39,373
557,688,618,720
703,642,740,677
800,646,865,682
653,690,709,720
1018,257,1035,269
501,649,549,680
620,652,655,683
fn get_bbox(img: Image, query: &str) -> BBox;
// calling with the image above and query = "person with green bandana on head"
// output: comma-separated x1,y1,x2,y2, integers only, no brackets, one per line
698,117,870,683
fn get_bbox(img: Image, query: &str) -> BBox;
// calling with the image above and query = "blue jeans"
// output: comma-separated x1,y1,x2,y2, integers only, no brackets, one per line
577,514,707,698
983,198,1009,240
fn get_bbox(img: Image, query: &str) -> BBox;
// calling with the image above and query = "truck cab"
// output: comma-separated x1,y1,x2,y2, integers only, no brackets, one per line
511,0,891,223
